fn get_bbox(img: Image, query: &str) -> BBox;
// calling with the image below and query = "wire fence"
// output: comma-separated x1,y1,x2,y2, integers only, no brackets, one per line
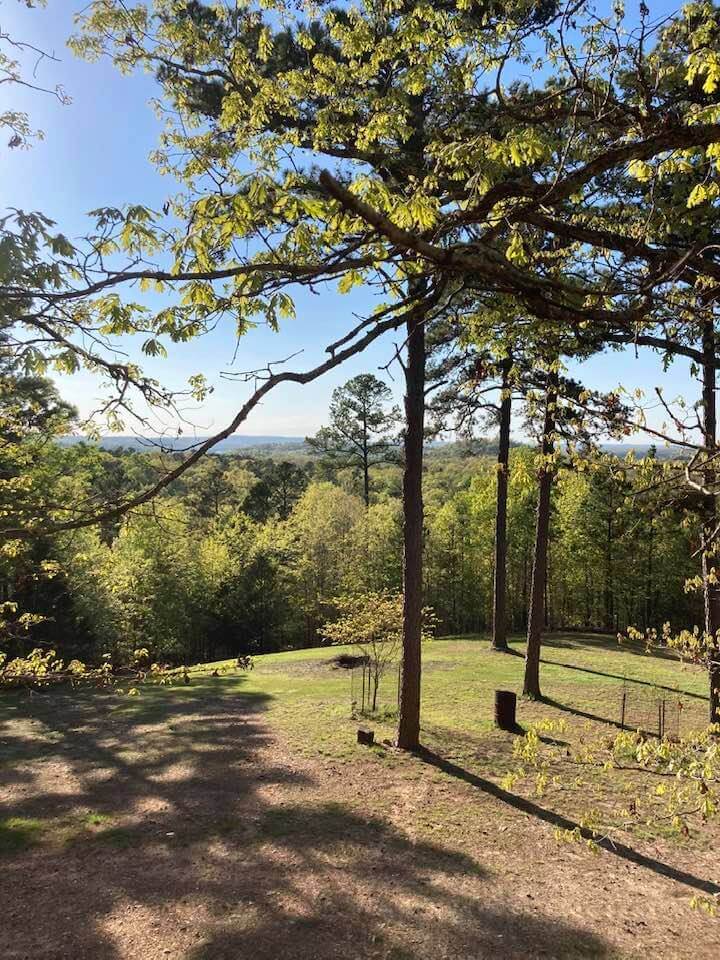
346,658,697,737
618,683,686,739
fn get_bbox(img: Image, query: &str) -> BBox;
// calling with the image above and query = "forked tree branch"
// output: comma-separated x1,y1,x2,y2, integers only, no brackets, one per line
3,290,442,540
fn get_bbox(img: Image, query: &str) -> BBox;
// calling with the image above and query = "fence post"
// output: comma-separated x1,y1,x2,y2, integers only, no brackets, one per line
620,690,626,731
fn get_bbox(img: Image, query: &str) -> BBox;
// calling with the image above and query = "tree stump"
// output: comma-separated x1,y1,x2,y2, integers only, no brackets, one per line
357,728,375,746
495,690,517,731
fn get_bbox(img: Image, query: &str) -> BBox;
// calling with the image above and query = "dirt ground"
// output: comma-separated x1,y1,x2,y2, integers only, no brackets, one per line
0,681,718,960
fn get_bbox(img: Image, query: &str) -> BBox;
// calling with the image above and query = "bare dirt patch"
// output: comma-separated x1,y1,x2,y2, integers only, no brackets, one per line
0,677,717,960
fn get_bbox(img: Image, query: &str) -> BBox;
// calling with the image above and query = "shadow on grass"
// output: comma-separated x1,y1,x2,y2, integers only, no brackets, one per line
418,749,720,897
539,696,627,731
498,632,692,671
540,696,669,740
0,677,612,959
542,632,683,663
538,658,708,703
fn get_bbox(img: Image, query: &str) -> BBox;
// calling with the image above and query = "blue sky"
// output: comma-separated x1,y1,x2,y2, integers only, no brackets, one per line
2,0,696,441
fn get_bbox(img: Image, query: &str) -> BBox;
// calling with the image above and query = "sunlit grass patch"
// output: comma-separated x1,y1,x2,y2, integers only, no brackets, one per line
0,817,44,855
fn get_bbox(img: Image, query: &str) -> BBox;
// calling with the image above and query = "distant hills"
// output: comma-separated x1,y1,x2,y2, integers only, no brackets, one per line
58,434,309,453
601,442,687,460
57,434,687,459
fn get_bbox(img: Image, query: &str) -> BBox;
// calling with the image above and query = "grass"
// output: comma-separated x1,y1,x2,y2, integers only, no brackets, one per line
34,630,703,781
0,632,717,959
2,632,705,746
0,816,44,855
197,632,709,758
0,633,710,806
171,633,712,841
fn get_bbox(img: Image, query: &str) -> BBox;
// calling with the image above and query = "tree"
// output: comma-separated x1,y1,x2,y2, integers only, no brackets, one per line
492,355,513,652
322,592,435,714
523,365,559,699
307,374,399,507
279,482,364,645
431,340,519,651
239,459,308,522
699,318,720,723
0,333,82,652
69,0,566,753
1,1,70,149
346,500,403,596
521,365,632,699
26,0,720,745
323,592,403,714
398,285,427,748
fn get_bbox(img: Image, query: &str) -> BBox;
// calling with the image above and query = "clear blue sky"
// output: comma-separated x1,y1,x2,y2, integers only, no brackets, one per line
1,0,695,442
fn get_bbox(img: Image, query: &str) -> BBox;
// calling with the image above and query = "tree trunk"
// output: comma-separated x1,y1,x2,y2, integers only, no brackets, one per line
645,521,654,631
492,357,512,651
701,319,720,725
362,412,370,508
523,369,558,700
544,542,550,629
603,493,614,631
396,307,425,751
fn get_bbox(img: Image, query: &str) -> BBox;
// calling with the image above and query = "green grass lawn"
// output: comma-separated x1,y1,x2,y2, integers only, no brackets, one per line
192,632,709,753
1,631,709,776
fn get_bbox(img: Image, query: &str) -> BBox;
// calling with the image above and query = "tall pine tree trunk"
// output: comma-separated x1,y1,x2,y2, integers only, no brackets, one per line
603,491,614,631
492,357,512,652
701,319,720,725
362,413,370,507
396,308,426,750
523,369,558,699
396,92,429,750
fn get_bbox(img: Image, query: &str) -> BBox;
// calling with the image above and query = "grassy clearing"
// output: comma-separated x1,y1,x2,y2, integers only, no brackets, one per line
0,633,717,959
207,632,709,755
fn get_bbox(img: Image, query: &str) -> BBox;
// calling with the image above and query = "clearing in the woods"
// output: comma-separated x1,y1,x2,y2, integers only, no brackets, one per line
1,634,718,960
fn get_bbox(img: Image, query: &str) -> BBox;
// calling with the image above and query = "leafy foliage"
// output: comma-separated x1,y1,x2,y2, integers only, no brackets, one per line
322,591,436,713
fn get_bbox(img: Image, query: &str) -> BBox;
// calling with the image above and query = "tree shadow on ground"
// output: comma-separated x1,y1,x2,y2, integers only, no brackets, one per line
0,677,281,819
538,658,708,702
540,633,682,663
0,679,612,960
535,695,696,738
501,632,687,668
417,748,720,898
538,695,628,731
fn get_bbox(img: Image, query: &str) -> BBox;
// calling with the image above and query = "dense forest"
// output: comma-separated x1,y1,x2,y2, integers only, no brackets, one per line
2,368,700,668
